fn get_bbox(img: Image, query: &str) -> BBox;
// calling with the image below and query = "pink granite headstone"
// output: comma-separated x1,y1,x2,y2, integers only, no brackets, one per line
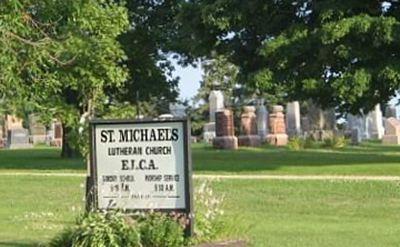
213,109,238,149
266,105,288,146
238,106,261,147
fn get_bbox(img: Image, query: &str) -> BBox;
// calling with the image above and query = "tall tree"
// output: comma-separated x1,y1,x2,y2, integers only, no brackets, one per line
116,0,182,107
178,1,400,114
0,0,129,157
256,0,400,114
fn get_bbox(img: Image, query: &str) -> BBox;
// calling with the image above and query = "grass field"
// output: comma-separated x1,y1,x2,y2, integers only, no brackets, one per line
1,176,399,247
0,142,399,246
1,141,400,175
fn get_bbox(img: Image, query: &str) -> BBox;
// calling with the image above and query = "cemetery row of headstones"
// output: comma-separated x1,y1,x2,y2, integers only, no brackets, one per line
0,115,63,149
198,89,400,149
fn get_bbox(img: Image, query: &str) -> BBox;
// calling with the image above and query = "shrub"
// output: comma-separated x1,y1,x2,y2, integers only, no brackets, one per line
193,180,225,244
49,211,141,247
304,136,316,149
287,137,304,150
323,136,347,149
139,212,185,247
50,182,228,247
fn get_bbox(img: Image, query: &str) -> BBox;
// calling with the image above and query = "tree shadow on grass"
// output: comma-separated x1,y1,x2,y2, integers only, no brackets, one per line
0,148,84,171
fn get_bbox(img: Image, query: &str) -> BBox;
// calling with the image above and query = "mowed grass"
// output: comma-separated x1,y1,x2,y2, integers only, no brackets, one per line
215,179,400,247
0,176,399,246
192,142,400,175
1,141,400,175
0,143,400,246
0,147,84,173
0,176,85,246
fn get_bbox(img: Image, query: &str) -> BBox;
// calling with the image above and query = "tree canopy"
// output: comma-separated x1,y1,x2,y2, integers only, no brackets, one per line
0,0,129,156
178,0,400,114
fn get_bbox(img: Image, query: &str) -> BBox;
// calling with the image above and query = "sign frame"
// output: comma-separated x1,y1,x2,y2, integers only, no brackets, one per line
87,118,193,235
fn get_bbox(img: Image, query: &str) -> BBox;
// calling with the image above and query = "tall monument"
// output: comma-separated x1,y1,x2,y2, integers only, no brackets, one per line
203,84,224,143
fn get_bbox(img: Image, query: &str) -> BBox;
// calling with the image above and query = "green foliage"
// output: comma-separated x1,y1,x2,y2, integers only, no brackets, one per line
287,137,305,151
192,180,225,244
190,55,241,136
287,136,318,150
323,136,347,149
50,184,225,247
0,0,130,156
304,136,317,149
178,1,400,114
139,212,185,247
48,227,74,247
256,2,400,114
117,1,181,105
49,211,141,247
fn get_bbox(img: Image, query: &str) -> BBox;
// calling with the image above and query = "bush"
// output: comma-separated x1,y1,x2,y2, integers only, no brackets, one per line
193,180,225,244
50,211,186,247
139,212,185,247
304,136,316,149
50,182,227,247
287,137,304,150
323,136,347,149
49,211,141,247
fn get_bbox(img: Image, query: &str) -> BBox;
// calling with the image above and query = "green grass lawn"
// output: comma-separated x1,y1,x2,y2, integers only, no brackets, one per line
193,141,400,175
0,142,400,246
1,141,400,175
0,175,399,247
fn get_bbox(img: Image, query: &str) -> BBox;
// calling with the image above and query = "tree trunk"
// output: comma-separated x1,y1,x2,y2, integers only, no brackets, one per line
61,123,79,158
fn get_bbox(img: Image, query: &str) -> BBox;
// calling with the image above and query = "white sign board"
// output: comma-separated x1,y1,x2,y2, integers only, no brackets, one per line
90,119,192,211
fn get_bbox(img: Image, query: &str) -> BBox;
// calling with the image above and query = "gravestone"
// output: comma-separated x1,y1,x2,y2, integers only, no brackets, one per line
306,103,336,140
368,104,384,140
213,109,238,149
351,127,362,145
203,90,224,143
158,114,174,120
385,106,397,119
238,106,261,147
169,103,186,118
266,105,288,146
50,121,63,147
4,115,24,144
346,114,365,141
29,114,47,144
301,116,311,133
7,128,32,149
256,99,268,141
382,117,400,145
286,101,301,137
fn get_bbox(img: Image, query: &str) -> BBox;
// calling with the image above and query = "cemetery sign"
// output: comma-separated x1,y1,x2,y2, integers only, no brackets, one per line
88,119,192,217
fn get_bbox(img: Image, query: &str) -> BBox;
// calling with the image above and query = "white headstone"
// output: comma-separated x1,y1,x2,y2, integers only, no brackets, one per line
209,90,224,122
362,114,370,140
286,101,301,137
256,99,268,140
347,114,365,139
351,127,362,145
368,104,384,139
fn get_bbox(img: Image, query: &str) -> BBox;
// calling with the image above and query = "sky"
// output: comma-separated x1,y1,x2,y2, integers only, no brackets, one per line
171,59,203,102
